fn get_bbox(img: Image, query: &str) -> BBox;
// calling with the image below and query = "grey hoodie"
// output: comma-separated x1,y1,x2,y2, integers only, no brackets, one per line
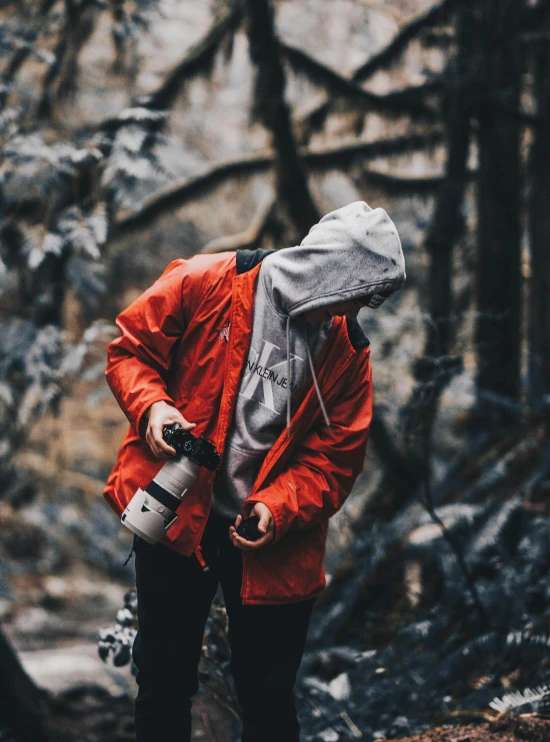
211,200,405,521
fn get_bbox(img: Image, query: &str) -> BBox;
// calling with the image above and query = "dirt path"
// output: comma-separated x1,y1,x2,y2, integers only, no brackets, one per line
385,715,550,742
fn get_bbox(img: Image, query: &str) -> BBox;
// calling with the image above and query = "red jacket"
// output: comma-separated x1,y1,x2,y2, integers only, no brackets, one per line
103,249,373,604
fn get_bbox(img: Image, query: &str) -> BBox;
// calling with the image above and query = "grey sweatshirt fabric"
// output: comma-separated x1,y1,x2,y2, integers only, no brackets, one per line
211,200,405,521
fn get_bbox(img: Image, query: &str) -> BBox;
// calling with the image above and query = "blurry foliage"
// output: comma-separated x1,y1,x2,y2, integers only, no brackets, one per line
98,589,137,670
0,1,174,507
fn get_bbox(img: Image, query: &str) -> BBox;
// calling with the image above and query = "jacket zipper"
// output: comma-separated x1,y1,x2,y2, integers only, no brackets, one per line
240,343,356,603
190,294,237,577
190,275,247,584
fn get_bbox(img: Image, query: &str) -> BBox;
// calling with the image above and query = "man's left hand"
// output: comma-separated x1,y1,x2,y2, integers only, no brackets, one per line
230,502,274,551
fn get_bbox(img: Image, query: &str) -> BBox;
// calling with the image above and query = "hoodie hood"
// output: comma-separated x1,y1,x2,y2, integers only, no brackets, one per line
259,200,406,437
262,200,406,317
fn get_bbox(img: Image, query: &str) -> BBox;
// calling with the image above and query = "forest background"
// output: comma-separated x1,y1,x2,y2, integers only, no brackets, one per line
1,0,550,741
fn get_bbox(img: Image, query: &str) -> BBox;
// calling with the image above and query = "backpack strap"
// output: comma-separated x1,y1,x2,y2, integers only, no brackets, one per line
346,317,370,350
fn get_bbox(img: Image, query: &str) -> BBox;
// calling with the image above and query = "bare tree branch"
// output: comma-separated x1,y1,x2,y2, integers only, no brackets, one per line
280,40,441,119
200,195,276,253
416,474,491,629
108,0,126,73
360,168,475,194
2,0,57,89
146,5,243,110
3,45,32,88
36,0,100,120
352,0,456,82
303,131,443,167
111,153,274,236
69,5,242,140
112,132,443,236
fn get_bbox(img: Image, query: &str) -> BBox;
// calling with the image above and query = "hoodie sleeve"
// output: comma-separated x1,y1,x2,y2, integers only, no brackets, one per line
244,346,373,542
104,257,208,437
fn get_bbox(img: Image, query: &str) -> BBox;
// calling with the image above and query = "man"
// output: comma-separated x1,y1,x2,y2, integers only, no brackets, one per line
103,200,405,741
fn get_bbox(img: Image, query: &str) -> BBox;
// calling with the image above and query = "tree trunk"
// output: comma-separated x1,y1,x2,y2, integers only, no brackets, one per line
474,0,523,406
244,0,319,240
424,4,472,359
400,4,472,479
528,23,550,399
0,624,50,741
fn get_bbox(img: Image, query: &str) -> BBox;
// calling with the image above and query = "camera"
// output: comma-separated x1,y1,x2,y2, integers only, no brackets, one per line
121,424,221,544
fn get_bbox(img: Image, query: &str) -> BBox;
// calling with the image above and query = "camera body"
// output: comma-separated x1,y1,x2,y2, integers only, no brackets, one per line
120,424,221,544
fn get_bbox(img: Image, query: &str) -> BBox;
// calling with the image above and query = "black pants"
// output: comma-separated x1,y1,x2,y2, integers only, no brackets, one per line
132,512,315,742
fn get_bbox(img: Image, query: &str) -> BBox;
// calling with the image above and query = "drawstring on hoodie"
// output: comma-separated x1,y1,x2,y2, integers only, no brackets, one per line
305,323,331,429
285,315,331,438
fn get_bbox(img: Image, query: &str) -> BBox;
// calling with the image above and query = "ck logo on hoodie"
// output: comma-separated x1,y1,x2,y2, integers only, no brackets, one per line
241,339,304,413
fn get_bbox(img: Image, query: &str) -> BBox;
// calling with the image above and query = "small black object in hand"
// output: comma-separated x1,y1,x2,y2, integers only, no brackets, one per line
236,515,263,541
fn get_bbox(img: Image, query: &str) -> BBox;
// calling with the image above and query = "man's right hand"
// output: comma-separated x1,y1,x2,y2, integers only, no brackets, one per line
144,400,196,459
